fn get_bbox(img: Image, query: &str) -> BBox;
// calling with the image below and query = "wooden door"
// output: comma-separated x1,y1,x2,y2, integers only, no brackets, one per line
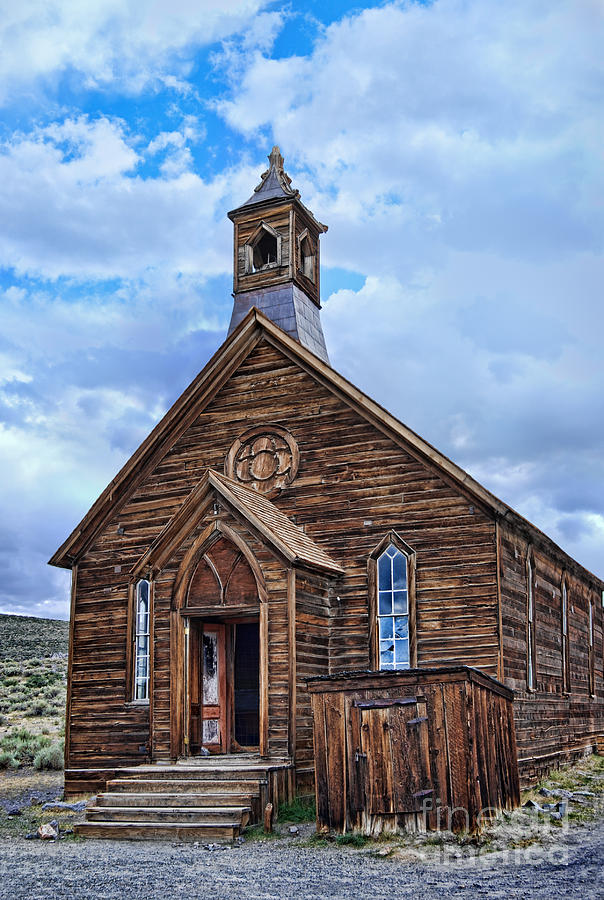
358,697,432,814
200,624,227,753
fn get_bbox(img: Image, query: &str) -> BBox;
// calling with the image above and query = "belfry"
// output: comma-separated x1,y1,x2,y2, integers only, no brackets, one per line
227,146,329,363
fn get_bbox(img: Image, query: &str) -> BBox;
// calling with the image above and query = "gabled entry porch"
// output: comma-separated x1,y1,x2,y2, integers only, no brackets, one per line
127,468,343,786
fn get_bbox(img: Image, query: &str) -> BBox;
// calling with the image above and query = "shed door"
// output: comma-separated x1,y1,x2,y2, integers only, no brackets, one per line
358,697,432,814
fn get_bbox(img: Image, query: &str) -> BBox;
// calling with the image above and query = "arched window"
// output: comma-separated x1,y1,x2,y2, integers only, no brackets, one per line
134,579,150,701
245,221,282,274
297,229,315,282
369,533,415,671
377,544,409,669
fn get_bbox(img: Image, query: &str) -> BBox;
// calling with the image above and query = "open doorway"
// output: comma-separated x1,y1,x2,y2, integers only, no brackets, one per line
188,619,259,755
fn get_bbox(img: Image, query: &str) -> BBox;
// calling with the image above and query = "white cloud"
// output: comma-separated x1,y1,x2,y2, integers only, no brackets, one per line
218,0,604,274
0,0,272,103
1,0,603,617
0,273,231,617
322,250,604,578
210,0,604,579
0,115,262,279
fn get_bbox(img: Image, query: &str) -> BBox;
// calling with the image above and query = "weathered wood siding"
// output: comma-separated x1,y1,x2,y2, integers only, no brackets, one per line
294,569,331,792
498,523,604,783
65,337,504,792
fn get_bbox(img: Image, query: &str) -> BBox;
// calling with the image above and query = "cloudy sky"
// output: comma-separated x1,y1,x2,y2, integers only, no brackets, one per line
0,0,602,619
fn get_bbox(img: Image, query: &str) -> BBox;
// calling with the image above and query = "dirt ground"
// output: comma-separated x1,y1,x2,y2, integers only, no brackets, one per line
0,817,602,900
0,757,602,899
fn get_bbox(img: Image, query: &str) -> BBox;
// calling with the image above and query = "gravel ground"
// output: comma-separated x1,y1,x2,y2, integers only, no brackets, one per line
1,819,602,900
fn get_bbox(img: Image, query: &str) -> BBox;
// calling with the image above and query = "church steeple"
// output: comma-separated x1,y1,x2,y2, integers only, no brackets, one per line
227,147,330,363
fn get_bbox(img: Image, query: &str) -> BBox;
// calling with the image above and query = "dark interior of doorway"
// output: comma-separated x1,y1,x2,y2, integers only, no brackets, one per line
234,622,259,747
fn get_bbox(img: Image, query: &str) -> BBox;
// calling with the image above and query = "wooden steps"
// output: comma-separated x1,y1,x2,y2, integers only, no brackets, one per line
75,822,240,841
75,756,292,842
106,778,261,793
97,791,256,807
86,806,251,824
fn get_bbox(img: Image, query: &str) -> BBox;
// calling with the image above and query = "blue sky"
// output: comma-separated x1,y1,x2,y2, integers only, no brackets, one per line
0,0,603,619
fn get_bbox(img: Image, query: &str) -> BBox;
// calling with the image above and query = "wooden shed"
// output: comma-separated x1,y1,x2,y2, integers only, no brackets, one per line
307,667,520,835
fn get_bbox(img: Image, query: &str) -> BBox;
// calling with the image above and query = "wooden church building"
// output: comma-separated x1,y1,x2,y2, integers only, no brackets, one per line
51,148,604,838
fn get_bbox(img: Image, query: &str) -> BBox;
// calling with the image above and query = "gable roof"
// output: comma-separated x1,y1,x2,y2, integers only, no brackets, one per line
49,307,604,590
132,468,344,578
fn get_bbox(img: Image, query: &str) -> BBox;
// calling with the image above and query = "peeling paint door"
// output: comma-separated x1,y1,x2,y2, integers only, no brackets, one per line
201,624,226,753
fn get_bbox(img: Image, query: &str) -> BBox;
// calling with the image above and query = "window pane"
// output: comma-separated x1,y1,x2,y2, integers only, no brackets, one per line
385,545,397,558
203,719,220,744
380,648,394,669
137,611,149,635
379,617,393,640
393,591,407,614
138,580,149,605
394,616,408,640
589,604,593,645
136,656,148,680
562,592,567,634
135,677,148,701
392,553,406,591
202,632,219,705
378,554,392,591
395,638,409,666
136,635,148,656
378,591,392,615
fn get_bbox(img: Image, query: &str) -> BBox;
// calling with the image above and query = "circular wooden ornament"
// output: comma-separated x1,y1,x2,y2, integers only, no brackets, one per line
225,424,299,497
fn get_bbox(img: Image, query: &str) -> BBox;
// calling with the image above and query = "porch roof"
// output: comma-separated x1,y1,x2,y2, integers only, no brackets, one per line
131,468,344,579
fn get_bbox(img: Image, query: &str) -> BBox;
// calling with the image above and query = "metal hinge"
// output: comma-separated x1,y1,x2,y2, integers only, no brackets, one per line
184,736,189,744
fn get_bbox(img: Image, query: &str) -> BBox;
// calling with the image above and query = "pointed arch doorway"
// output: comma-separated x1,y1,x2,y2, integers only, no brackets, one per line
176,528,268,758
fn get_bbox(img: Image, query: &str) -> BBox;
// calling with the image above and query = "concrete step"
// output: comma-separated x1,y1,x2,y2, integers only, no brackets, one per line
74,821,240,842
86,805,251,825
106,778,261,794
97,791,256,808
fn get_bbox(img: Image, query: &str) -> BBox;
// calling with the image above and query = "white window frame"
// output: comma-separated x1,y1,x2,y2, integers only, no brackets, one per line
376,543,410,671
134,579,151,702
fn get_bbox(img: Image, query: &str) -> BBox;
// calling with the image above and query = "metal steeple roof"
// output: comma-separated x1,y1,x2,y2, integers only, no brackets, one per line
241,146,300,207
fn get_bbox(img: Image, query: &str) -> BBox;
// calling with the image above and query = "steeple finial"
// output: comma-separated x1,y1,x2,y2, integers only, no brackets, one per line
241,146,299,207
268,145,284,172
